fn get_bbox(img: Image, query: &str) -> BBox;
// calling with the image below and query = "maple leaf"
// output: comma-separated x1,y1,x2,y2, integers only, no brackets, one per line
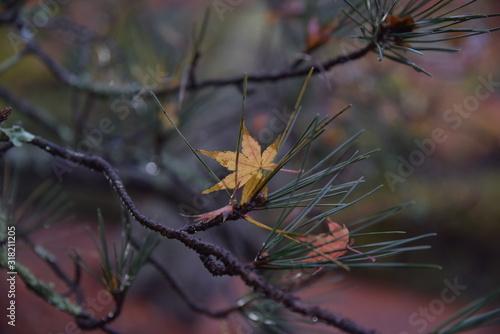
297,220,349,272
197,124,280,203
305,16,337,52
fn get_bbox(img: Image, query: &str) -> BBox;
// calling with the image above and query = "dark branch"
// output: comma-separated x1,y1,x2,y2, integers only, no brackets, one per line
75,292,125,331
23,39,374,98
28,135,380,334
155,42,374,95
0,88,69,137
132,238,241,319
22,235,84,302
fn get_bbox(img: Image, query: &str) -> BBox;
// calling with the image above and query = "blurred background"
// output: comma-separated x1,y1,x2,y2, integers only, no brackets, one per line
0,0,499,333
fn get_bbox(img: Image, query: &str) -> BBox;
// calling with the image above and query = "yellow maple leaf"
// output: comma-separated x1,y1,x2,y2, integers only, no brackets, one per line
197,124,280,203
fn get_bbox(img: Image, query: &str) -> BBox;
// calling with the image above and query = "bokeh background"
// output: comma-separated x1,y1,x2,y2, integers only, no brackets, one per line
0,0,499,333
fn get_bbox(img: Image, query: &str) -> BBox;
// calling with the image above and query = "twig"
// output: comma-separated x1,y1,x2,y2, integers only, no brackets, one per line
67,261,82,301
28,135,380,334
0,88,71,139
75,293,125,330
131,238,241,318
73,95,96,140
24,39,374,97
156,42,374,96
0,47,30,74
48,16,129,68
21,235,84,302
187,50,201,89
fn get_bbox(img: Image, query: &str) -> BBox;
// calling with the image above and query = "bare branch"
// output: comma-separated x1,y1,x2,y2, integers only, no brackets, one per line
24,39,373,98
0,88,71,138
132,238,241,318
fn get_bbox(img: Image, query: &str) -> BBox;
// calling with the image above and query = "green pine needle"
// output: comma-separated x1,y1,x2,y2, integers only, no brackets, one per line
341,0,500,75
433,288,500,333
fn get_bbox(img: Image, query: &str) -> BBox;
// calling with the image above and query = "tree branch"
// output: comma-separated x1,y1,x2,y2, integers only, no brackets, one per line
28,135,380,334
24,39,374,98
132,238,241,319
22,235,84,302
0,88,71,138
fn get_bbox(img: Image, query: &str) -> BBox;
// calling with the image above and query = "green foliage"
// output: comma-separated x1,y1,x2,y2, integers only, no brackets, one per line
72,210,160,294
343,0,500,74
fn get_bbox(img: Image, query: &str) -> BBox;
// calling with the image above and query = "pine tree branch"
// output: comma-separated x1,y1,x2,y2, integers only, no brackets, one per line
0,236,121,332
131,238,241,319
23,39,374,98
0,88,70,138
75,294,125,331
28,134,381,334
154,42,375,96
22,235,83,302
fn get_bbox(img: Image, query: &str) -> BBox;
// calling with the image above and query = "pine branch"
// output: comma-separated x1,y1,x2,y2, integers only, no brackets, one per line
27,134,380,334
22,235,83,301
0,87,71,139
131,238,241,319
21,38,373,98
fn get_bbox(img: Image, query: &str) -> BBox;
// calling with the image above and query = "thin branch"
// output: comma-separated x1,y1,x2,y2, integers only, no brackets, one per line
186,50,201,90
75,293,125,331
28,135,380,334
0,235,119,332
0,47,30,73
157,42,375,96
24,39,374,97
21,235,84,302
131,238,240,318
0,88,71,139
